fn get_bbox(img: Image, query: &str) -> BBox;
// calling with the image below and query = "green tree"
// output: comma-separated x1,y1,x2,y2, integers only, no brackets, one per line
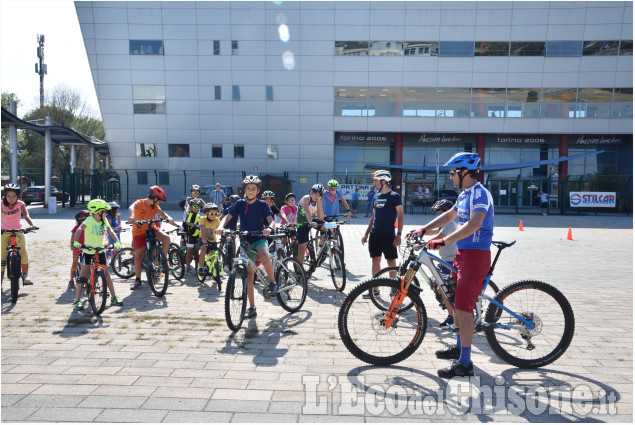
1,91,24,171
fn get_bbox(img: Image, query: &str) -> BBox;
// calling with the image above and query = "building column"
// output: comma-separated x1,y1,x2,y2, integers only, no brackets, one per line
44,115,52,208
476,133,485,184
393,133,403,195
9,101,18,185
70,145,77,173
558,135,568,180
90,136,96,170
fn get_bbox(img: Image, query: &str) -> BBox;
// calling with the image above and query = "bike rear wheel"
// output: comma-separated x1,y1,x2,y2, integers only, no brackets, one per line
329,248,346,292
225,265,247,331
146,245,169,297
9,253,21,303
275,257,307,313
338,278,427,366
335,226,345,261
370,266,418,312
304,243,316,276
484,280,575,368
223,240,234,272
169,247,185,280
112,248,135,279
88,270,108,316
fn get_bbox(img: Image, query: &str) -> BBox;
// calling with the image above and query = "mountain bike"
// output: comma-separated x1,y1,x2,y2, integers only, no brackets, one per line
76,244,112,316
2,228,36,303
369,230,499,316
131,219,170,296
224,229,307,331
322,215,346,260
197,242,224,290
302,220,347,292
165,228,185,280
338,239,575,368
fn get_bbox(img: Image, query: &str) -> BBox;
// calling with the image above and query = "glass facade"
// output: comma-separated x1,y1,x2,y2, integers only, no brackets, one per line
129,40,163,55
132,86,166,114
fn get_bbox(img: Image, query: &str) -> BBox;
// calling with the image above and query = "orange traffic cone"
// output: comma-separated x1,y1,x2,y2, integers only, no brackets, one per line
566,227,573,240
519,220,524,231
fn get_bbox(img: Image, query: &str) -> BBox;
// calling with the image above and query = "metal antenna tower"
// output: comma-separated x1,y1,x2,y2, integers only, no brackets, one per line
35,34,47,109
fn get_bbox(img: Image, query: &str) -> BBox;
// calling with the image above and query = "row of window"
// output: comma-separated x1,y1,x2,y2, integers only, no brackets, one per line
130,40,239,56
136,143,280,159
336,40,633,57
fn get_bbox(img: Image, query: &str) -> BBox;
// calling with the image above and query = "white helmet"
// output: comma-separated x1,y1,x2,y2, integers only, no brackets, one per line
371,170,391,181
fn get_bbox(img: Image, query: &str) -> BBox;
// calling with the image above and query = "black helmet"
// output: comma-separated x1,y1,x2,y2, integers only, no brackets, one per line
311,184,325,196
3,183,21,195
75,210,90,221
431,199,454,213
229,194,240,202
262,190,275,199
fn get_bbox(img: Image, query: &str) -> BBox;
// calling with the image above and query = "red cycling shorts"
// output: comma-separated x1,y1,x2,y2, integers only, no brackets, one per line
132,234,147,251
452,249,491,313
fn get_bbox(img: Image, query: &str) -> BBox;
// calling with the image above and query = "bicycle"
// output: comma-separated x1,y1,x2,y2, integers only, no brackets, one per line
76,244,113,316
197,242,224,290
220,233,235,272
2,228,36,303
224,229,307,331
302,219,347,292
369,230,499,316
112,219,169,297
338,239,575,368
164,228,186,280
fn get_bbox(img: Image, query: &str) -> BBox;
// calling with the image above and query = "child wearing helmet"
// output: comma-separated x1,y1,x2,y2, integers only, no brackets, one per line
71,199,124,309
219,194,241,258
68,210,89,289
182,185,205,222
216,175,276,318
323,179,352,219
106,202,122,263
183,199,202,275
127,186,177,290
1,184,38,286
197,203,221,275
261,191,289,227
294,184,325,266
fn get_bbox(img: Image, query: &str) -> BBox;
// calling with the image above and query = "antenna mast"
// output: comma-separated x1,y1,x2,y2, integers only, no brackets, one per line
35,34,47,109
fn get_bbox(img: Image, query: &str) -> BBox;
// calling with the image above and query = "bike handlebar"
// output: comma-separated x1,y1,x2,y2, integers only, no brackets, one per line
130,218,165,226
76,244,115,253
1,228,37,234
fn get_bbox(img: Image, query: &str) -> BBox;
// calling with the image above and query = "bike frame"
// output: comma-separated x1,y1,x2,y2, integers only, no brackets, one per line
230,231,292,288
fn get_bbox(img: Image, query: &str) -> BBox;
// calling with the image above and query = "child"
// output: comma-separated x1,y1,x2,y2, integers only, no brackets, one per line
184,198,202,275
294,184,325,266
106,202,122,263
280,193,298,225
71,199,123,310
197,203,221,274
69,210,89,289
261,190,289,227
217,176,275,319
1,184,38,286
182,184,205,221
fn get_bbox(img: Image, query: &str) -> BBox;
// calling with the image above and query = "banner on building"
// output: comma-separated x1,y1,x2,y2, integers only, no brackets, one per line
569,192,616,208
340,184,374,200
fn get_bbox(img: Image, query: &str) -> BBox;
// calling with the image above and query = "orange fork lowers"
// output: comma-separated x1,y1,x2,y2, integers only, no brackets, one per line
381,268,416,328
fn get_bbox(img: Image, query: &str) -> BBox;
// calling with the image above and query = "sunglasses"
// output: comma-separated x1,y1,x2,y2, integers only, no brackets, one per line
207,211,218,215
287,199,296,203
449,170,458,176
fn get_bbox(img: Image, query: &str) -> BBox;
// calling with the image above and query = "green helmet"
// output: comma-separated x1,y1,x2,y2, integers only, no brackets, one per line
327,179,339,188
87,199,111,214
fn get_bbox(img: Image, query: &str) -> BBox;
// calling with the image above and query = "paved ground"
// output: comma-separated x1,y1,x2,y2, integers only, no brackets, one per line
2,205,632,422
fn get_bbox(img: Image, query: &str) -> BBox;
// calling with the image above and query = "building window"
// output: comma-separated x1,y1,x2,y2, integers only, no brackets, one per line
619,40,633,55
129,40,163,55
439,41,474,56
213,40,220,55
546,41,582,57
474,42,509,56
168,144,190,157
266,86,273,101
234,145,244,158
133,85,166,114
137,171,148,185
215,86,221,100
369,41,404,56
158,171,169,186
136,143,157,157
510,42,545,56
404,42,438,56
335,41,369,56
583,41,619,56
267,145,278,159
232,40,239,55
232,86,240,101
212,145,222,158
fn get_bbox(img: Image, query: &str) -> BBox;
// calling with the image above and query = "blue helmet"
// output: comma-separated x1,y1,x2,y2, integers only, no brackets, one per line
444,152,481,170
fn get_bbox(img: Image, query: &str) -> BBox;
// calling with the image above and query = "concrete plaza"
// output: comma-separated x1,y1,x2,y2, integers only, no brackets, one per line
2,206,632,422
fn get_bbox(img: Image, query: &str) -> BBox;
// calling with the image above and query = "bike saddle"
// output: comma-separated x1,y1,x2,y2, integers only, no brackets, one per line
492,240,516,248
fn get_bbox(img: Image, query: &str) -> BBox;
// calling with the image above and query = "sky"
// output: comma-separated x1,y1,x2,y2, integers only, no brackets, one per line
0,0,100,115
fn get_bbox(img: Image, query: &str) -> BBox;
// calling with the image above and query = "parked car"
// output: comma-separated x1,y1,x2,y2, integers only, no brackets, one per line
178,184,235,210
433,189,460,204
21,186,70,205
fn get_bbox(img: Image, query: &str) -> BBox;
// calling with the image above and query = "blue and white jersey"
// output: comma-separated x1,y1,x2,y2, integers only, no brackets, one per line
453,182,494,250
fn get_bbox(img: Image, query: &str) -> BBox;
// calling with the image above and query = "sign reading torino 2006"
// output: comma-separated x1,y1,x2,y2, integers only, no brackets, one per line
569,192,616,208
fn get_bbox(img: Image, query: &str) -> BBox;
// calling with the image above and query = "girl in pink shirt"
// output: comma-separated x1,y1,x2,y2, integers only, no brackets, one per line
1,185,38,285
68,210,89,289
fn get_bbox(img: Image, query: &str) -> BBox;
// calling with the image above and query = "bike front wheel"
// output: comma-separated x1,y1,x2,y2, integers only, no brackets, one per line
225,265,247,331
146,246,168,297
88,270,108,316
8,253,21,303
275,257,307,313
329,247,346,292
169,247,185,281
484,280,575,368
338,278,427,366
111,248,135,279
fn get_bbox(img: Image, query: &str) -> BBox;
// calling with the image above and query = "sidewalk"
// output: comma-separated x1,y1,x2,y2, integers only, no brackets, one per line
2,208,632,422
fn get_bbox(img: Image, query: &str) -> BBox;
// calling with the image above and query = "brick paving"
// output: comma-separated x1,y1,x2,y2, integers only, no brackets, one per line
1,205,632,422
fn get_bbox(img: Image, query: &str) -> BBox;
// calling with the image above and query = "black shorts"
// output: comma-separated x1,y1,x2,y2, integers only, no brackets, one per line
296,225,311,244
186,234,200,247
80,252,107,266
540,202,548,209
368,233,398,260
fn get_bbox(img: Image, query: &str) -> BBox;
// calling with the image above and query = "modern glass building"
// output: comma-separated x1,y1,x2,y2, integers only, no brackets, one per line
76,1,632,205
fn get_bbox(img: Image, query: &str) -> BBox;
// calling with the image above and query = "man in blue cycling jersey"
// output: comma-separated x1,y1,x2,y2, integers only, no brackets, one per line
413,152,494,379
322,180,352,219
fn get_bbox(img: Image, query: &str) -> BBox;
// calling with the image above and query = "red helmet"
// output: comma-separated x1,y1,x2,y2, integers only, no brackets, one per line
148,185,166,201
